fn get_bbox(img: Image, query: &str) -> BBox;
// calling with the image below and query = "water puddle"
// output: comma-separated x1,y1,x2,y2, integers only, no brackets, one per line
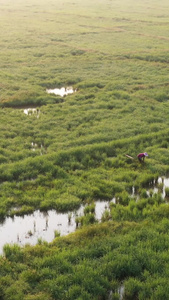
108,290,113,300
31,142,45,155
1,176,169,255
0,200,109,255
157,177,169,197
24,108,40,118
46,86,76,97
108,284,125,300
118,284,125,300
132,176,169,199
31,142,38,151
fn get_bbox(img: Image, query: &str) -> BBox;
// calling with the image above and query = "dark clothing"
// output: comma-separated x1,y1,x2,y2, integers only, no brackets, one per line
137,153,145,159
137,153,145,162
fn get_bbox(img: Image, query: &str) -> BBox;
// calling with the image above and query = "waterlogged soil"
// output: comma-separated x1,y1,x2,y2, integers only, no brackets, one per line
0,200,109,255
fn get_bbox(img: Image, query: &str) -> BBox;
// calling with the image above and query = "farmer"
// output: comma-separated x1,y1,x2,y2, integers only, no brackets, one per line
137,152,148,163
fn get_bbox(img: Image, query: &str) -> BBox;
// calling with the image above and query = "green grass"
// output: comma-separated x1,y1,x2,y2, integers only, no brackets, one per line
1,0,169,298
1,220,169,299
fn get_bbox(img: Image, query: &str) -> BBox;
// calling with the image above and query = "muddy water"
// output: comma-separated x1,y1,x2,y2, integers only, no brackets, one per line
0,200,109,255
46,87,76,97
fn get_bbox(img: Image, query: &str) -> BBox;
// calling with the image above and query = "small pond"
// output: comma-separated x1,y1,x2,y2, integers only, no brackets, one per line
1,176,169,255
46,86,76,97
0,200,109,255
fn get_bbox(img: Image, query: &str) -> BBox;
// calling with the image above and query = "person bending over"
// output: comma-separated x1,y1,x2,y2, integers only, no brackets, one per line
137,152,148,163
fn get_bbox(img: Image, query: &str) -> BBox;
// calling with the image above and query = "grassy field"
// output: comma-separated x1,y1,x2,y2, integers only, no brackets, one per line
1,0,169,298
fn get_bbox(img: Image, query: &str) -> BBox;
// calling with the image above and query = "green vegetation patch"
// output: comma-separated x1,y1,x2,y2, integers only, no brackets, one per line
1,0,169,298
1,219,169,299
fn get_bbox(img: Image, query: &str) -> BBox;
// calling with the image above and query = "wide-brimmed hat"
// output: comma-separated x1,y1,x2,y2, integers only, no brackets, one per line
144,152,148,156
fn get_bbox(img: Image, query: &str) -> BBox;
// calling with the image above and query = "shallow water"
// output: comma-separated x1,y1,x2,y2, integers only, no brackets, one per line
0,200,109,255
1,176,169,255
23,108,40,118
118,284,125,300
108,284,125,300
158,177,169,197
31,142,45,155
132,177,169,199
147,176,169,198
31,142,37,151
46,86,76,97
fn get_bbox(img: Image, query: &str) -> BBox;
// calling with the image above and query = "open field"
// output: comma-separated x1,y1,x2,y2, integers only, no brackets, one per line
1,0,169,298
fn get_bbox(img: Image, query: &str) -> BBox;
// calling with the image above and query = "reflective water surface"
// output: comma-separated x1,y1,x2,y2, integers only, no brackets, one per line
0,200,109,254
1,176,169,255
46,86,76,97
23,108,40,118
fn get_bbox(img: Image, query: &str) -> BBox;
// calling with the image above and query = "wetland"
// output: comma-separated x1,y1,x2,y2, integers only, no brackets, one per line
0,200,109,254
1,176,169,255
1,0,169,299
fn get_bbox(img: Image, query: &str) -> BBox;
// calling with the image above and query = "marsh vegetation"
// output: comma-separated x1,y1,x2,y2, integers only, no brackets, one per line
1,0,169,298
